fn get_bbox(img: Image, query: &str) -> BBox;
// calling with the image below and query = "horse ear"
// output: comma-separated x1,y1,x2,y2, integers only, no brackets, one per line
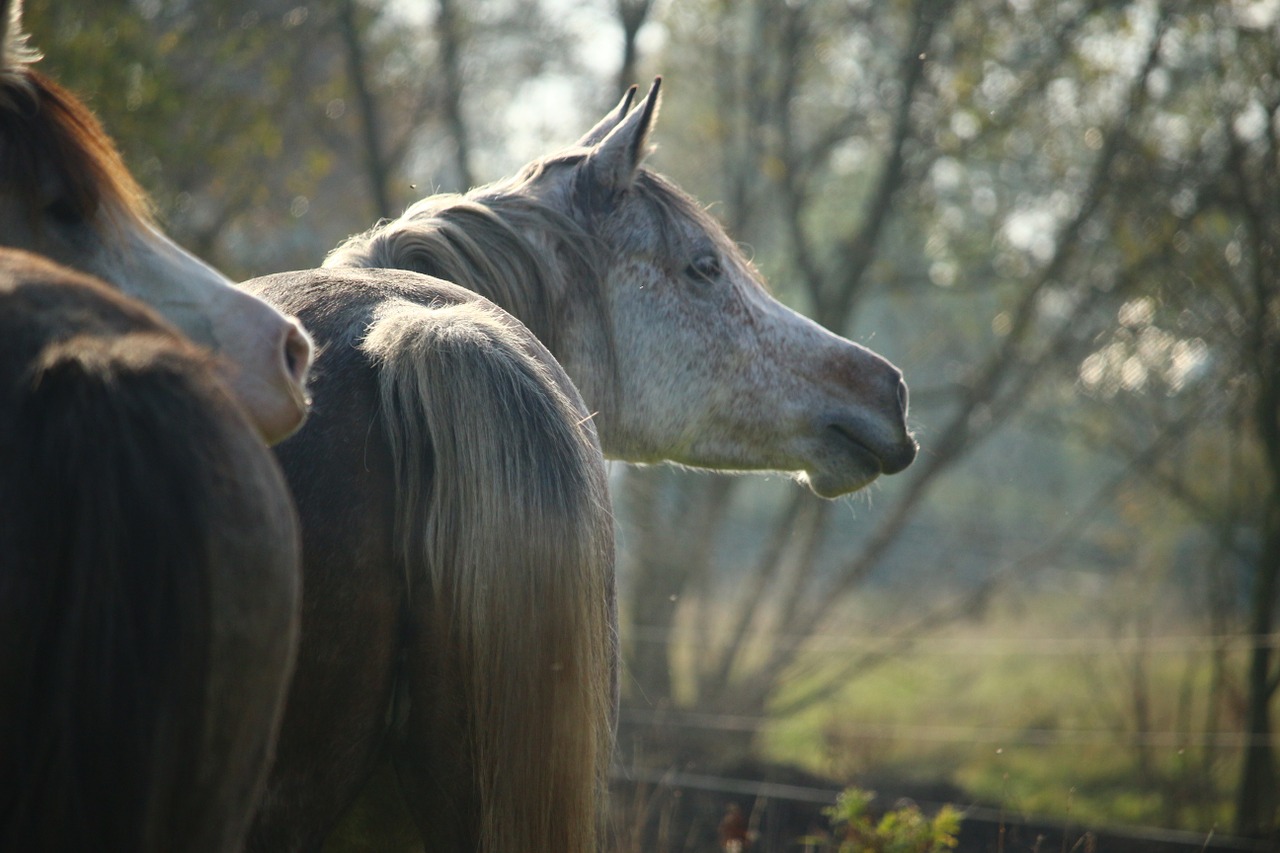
3,0,40,76
581,77,662,193
574,85,639,148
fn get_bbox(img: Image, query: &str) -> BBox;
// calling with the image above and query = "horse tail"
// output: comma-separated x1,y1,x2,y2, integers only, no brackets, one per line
362,297,615,853
1,333,216,851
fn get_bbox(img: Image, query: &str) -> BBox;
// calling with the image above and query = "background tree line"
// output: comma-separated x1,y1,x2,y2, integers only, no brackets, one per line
25,0,1279,842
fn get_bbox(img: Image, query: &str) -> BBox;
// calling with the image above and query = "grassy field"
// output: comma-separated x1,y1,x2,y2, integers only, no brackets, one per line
752,588,1246,836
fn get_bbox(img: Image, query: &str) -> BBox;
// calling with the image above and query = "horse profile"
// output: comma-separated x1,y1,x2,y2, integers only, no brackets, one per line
0,0,312,443
242,80,915,852
241,268,615,853
327,78,917,496
0,249,301,851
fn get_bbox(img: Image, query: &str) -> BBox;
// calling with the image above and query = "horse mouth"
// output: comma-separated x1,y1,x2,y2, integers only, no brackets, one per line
805,422,917,499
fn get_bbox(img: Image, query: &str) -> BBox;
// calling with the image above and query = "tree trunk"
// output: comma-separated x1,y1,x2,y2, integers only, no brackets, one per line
434,0,473,190
336,0,392,219
1235,513,1280,838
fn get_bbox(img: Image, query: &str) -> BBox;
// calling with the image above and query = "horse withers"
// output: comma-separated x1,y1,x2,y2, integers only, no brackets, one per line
0,249,301,852
0,0,311,443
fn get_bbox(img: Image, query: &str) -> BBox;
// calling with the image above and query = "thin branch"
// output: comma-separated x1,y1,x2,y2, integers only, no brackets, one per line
435,0,473,190
770,408,1202,717
822,0,955,328
748,11,1173,693
700,492,810,697
616,0,655,94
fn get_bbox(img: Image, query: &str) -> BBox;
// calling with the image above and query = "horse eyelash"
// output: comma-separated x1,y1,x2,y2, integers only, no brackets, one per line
686,253,722,283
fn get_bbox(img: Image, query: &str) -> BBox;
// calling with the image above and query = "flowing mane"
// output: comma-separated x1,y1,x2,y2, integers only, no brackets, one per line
0,68,153,232
0,0,36,87
327,170,602,361
324,157,751,392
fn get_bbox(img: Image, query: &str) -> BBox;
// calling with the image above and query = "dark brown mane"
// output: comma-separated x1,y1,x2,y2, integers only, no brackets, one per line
0,68,152,230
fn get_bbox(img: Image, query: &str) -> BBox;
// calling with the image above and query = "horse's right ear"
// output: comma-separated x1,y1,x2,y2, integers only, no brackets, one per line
2,0,40,76
574,85,639,149
578,77,662,198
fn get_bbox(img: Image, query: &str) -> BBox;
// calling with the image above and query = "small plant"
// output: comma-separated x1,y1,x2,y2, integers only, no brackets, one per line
818,787,962,853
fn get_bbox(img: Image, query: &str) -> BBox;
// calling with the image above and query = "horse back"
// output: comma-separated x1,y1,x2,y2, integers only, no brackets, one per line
240,269,408,850
242,267,617,852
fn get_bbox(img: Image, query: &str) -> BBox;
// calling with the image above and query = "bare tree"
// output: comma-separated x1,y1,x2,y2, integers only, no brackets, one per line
434,0,473,189
618,0,1182,769
616,0,655,92
337,0,393,218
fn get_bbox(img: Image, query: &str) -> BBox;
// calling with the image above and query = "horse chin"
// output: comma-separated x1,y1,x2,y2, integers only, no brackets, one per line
802,468,881,499
802,443,884,498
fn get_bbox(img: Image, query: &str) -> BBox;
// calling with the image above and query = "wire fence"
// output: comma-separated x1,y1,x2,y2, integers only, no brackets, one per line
625,626,1280,656
619,708,1280,749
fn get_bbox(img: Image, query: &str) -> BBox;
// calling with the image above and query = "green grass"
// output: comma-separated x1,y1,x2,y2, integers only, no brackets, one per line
753,591,1244,835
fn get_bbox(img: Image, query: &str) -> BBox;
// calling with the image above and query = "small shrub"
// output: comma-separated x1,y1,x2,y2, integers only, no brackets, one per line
816,787,962,853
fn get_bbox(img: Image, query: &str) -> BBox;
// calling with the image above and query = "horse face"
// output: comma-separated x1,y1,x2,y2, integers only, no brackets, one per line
3,190,312,444
0,6,311,443
559,81,917,496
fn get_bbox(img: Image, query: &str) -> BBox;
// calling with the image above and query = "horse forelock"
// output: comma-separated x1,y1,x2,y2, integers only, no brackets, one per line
629,168,761,275
0,69,153,234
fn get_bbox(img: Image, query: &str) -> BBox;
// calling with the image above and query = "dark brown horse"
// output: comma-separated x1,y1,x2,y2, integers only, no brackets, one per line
241,268,615,852
0,249,301,851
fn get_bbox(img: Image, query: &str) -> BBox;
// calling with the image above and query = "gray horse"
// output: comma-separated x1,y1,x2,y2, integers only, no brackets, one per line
328,79,916,496
242,79,915,853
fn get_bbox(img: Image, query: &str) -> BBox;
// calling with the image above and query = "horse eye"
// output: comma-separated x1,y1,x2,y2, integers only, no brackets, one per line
686,253,722,283
44,197,84,227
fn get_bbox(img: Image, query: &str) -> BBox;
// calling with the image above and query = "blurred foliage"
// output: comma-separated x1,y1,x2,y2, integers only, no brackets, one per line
814,787,962,853
21,0,592,276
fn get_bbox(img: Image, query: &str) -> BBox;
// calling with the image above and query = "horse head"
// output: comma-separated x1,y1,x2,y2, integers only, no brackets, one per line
526,79,917,497
327,78,917,497
0,0,312,443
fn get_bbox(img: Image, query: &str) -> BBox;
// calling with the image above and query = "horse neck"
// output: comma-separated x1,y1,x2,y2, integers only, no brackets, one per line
333,190,601,361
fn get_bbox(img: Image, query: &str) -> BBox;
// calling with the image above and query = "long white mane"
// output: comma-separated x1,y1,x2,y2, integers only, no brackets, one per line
325,173,607,362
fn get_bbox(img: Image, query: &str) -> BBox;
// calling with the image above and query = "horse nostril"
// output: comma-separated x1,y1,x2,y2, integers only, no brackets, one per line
283,323,313,386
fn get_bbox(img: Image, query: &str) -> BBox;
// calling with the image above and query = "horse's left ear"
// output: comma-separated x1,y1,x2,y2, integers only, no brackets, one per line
582,77,661,193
